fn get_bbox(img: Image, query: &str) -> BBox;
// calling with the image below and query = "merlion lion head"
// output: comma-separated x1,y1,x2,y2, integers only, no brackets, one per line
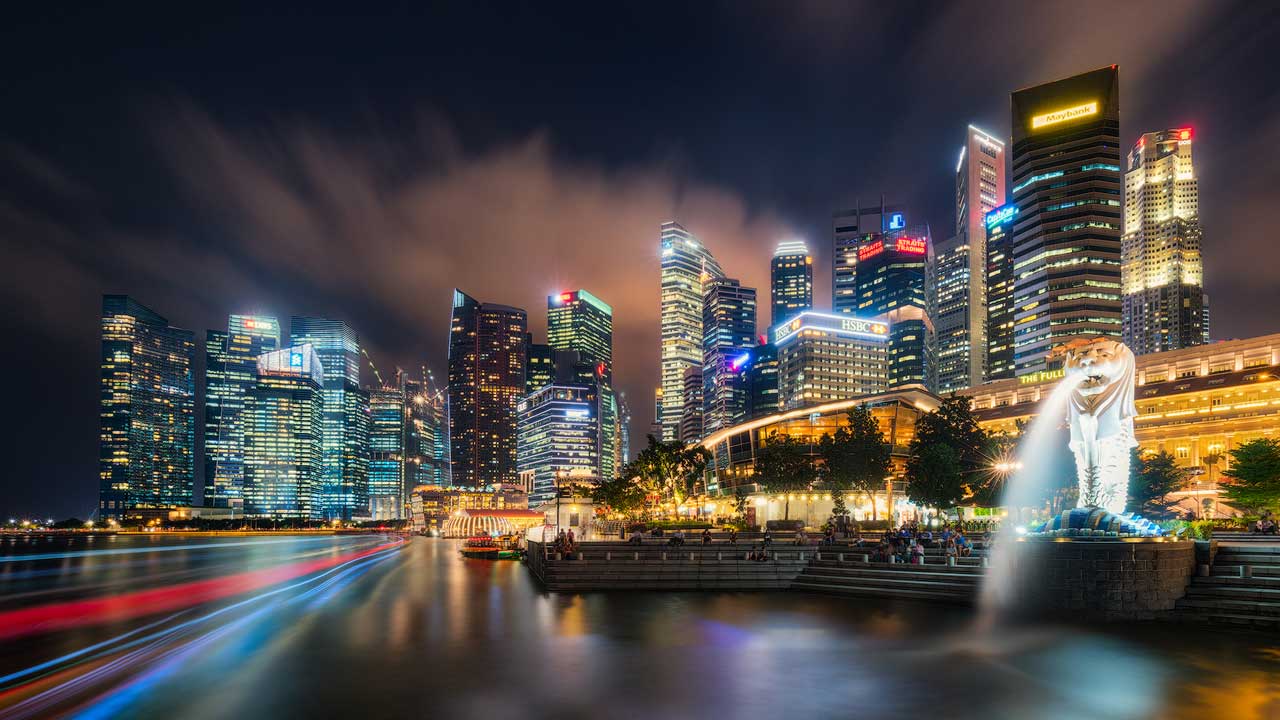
1065,339,1134,399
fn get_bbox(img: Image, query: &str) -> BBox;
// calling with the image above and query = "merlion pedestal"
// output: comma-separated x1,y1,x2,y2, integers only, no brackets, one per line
1063,339,1138,515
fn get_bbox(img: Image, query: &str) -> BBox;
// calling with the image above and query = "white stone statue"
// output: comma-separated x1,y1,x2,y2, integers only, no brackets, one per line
1063,339,1138,514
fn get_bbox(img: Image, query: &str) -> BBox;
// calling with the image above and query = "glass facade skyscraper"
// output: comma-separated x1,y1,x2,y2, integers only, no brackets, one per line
659,221,723,442
204,314,280,510
747,342,780,419
772,312,889,409
243,345,325,520
985,204,1020,381
854,230,935,390
289,316,367,520
770,240,812,326
701,277,757,437
98,296,196,521
525,339,556,395
448,290,528,488
517,384,599,504
932,126,1006,392
1122,128,1207,355
368,386,405,520
403,373,450,488
547,289,617,479
832,199,906,316
1010,66,1123,375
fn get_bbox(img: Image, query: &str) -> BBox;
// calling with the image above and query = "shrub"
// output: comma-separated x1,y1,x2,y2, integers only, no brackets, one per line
1157,519,1214,540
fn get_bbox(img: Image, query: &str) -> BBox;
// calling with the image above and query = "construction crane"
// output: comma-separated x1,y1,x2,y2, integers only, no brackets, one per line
361,348,385,387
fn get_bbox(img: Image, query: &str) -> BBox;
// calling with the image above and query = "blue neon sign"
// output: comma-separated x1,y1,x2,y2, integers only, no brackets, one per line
887,213,905,230
290,352,303,367
986,205,1018,228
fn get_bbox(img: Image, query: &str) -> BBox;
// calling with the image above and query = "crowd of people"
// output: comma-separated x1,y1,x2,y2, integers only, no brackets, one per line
1254,512,1278,535
609,520,989,566
553,528,578,556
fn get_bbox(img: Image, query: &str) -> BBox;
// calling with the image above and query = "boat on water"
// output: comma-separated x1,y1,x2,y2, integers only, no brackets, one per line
460,535,521,560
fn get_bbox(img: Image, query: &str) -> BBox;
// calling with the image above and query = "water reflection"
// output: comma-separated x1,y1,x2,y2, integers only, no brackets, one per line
0,535,1275,719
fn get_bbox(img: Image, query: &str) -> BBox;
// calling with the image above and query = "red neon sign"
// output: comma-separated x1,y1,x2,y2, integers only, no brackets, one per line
559,292,574,303
1178,128,1192,141
895,236,926,254
857,240,884,261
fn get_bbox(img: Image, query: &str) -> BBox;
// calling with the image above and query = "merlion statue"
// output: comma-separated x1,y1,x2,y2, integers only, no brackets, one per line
1062,339,1137,514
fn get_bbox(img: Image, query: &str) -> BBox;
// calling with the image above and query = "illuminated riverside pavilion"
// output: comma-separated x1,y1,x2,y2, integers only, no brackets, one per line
696,386,940,525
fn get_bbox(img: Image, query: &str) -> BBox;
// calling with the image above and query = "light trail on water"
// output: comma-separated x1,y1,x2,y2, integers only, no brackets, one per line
0,537,406,719
0,538,404,641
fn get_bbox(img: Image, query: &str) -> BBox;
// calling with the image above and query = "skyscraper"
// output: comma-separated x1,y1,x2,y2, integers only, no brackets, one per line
680,366,704,444
855,229,935,389
616,391,631,468
517,383,600,505
1010,67,1123,375
747,341,780,419
547,289,617,479
932,126,1006,392
833,199,906,315
771,312,889,409
243,345,325,520
1122,128,1208,354
525,339,556,394
448,290,528,488
702,277,757,436
984,203,1020,381
770,240,812,326
403,371,450,488
659,221,724,441
289,316,367,520
367,386,405,520
98,296,195,521
204,315,280,510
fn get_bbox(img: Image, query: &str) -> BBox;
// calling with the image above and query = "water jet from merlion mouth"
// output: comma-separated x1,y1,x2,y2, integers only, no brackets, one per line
978,338,1147,627
976,373,1082,626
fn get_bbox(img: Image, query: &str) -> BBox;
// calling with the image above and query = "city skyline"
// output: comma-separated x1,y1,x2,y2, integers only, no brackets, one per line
3,2,1279,518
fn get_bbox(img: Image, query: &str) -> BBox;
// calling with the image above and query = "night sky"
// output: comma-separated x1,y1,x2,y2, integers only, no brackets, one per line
2,1,1278,519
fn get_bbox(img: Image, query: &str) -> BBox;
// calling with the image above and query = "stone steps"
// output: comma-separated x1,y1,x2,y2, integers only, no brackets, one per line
1177,597,1280,616
802,569,982,587
1168,608,1280,629
791,559,979,605
1167,544,1280,629
790,580,967,603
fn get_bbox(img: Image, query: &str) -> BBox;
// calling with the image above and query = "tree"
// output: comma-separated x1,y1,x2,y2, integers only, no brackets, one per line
1128,448,1188,517
818,405,891,520
590,475,648,522
733,487,750,520
905,442,966,509
906,396,992,510
628,434,713,510
1220,438,1280,511
830,492,848,521
753,432,816,519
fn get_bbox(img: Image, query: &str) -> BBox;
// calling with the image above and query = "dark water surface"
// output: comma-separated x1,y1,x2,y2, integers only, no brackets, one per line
0,534,1276,719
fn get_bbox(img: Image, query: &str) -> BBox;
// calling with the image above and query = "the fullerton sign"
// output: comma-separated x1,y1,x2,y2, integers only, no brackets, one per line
1031,101,1098,130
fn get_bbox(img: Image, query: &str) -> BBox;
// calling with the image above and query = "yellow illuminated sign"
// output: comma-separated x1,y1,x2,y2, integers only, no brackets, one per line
1031,101,1098,130
1019,369,1065,385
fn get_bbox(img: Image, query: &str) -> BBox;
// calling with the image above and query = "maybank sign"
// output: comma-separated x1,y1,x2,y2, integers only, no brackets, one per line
772,312,889,345
1031,101,1098,130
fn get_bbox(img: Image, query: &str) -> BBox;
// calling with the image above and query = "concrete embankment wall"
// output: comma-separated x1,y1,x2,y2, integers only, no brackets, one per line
527,541,812,591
